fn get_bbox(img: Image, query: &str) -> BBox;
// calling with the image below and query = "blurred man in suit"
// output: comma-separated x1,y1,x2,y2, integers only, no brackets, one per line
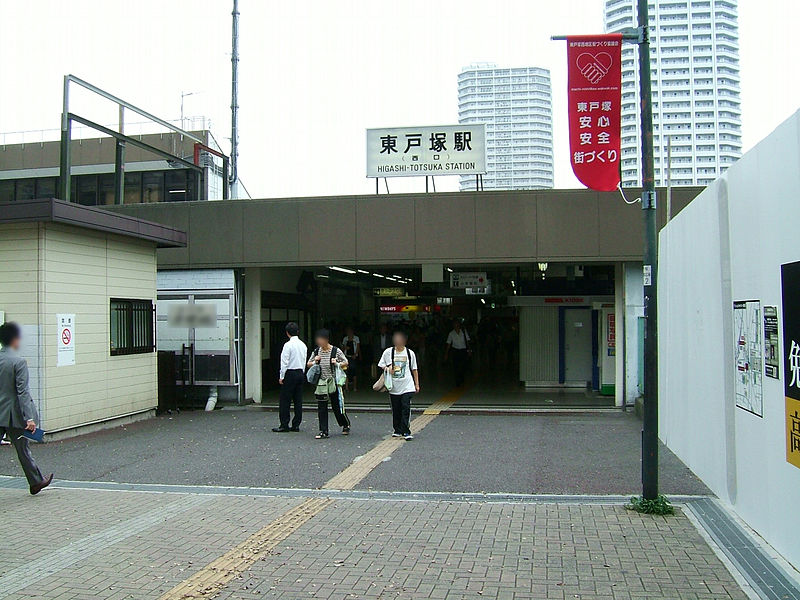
0,322,52,495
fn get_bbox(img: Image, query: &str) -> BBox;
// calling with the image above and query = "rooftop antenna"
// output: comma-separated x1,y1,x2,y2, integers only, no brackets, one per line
230,0,240,198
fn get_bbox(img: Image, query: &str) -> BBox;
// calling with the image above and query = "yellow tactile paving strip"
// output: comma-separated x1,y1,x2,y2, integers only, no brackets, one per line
158,389,462,600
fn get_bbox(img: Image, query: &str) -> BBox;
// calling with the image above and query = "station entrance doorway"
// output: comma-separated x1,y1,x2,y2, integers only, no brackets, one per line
256,263,618,407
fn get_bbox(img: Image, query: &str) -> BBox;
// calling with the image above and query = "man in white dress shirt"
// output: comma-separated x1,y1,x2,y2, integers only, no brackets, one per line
273,322,308,433
444,319,471,387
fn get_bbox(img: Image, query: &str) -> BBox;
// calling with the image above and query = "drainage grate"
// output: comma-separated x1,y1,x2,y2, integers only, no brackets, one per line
687,498,800,600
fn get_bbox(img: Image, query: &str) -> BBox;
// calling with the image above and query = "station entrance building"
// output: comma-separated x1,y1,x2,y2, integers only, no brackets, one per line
108,186,702,409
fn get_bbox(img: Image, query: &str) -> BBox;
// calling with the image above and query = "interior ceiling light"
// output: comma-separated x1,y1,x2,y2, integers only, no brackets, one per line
357,269,369,274
329,266,356,274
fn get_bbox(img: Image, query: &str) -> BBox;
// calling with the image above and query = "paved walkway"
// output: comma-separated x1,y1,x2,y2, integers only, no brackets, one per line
0,484,749,600
0,390,765,599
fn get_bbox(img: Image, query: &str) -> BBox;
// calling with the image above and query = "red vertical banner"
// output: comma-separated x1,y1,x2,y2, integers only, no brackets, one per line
567,34,622,192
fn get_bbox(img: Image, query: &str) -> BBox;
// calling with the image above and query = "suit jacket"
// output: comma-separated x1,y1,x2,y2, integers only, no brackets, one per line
0,347,38,429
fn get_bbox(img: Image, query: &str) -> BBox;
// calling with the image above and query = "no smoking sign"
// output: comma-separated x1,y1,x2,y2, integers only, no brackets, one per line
57,314,75,366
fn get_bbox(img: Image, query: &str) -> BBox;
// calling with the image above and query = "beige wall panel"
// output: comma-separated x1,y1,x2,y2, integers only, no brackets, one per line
243,202,300,264
355,196,415,262
415,194,475,260
475,193,537,259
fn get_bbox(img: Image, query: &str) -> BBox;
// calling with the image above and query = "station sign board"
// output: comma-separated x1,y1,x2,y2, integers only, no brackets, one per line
366,125,486,178
450,271,487,289
465,284,492,296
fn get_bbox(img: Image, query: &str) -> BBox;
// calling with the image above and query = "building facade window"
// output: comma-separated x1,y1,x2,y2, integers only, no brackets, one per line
110,298,155,356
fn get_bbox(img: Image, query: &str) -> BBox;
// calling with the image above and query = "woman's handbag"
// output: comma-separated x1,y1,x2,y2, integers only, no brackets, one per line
307,362,321,385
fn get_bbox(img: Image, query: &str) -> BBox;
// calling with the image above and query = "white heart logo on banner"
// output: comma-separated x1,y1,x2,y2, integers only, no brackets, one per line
576,52,613,84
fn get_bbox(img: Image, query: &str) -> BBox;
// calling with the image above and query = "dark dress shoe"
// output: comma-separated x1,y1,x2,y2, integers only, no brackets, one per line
289,427,300,432
30,473,53,495
272,427,290,433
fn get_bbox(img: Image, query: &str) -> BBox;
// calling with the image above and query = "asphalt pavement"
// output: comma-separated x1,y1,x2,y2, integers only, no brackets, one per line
0,408,709,495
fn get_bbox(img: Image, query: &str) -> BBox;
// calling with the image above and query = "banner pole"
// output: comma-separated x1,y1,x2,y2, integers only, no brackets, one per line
637,0,659,501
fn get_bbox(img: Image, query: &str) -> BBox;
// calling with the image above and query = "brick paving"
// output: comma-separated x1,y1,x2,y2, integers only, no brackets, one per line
0,486,748,600
215,499,749,600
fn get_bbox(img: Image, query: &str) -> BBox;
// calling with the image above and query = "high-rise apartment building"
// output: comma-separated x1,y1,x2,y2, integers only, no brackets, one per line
458,65,553,190
605,0,741,186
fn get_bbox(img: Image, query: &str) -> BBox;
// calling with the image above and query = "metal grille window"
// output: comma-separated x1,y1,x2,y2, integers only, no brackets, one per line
110,299,155,356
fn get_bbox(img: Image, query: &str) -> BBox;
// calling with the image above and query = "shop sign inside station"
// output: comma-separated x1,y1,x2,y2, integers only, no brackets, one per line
373,287,405,297
379,305,433,313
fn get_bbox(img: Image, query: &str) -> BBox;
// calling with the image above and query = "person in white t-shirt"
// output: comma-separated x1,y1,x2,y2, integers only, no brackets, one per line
378,330,419,441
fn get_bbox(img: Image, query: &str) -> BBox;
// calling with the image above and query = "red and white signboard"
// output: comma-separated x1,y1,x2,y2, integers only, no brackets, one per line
57,313,75,366
566,34,622,192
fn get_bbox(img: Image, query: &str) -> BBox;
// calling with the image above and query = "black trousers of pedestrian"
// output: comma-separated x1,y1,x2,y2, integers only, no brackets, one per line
316,388,350,434
390,392,414,435
279,369,304,429
0,426,44,487
452,348,469,387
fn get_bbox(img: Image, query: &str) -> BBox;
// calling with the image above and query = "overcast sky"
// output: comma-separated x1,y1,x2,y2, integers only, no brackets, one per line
0,0,797,198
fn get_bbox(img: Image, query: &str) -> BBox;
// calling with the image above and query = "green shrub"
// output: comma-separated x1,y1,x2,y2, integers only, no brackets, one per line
626,494,675,515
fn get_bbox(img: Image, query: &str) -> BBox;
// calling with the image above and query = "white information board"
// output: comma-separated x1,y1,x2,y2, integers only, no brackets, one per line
366,124,486,178
57,314,75,366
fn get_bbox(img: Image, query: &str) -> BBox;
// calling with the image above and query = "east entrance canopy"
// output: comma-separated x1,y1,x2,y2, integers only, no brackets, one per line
366,125,486,178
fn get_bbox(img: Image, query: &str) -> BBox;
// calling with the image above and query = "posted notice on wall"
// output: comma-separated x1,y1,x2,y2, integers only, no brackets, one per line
733,300,763,417
781,261,800,469
57,314,75,366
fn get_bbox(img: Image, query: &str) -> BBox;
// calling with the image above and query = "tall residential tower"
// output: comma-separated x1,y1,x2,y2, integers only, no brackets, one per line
604,0,742,186
458,65,553,190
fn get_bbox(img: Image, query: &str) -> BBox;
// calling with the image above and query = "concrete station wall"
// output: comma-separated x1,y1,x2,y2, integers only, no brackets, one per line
109,187,701,269
0,222,158,432
659,110,800,569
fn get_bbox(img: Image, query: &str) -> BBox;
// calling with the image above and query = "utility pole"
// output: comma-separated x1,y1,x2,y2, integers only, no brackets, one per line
637,0,660,500
230,0,240,198
552,0,660,501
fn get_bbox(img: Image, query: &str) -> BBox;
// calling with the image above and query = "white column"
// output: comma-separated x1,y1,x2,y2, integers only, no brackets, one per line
614,263,624,407
244,268,262,403
623,262,645,406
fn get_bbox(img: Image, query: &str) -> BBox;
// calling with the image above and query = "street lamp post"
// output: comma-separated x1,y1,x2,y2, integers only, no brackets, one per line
637,0,659,501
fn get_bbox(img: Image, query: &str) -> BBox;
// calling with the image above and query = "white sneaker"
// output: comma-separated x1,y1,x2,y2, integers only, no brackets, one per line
391,433,402,438
403,434,414,441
